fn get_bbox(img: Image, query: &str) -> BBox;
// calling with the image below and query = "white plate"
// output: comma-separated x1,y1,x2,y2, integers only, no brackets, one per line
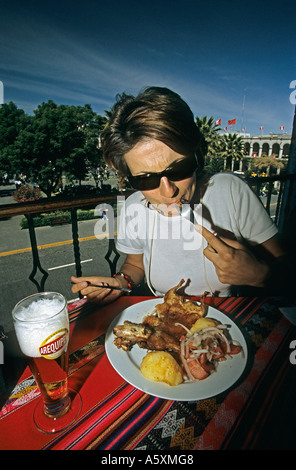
105,299,248,401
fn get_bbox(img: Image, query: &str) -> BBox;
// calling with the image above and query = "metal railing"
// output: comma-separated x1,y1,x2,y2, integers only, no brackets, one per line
0,190,133,292
246,174,292,225
0,174,295,293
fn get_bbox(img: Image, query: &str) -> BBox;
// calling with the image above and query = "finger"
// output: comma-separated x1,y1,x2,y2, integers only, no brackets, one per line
71,276,107,292
84,285,121,304
195,224,244,253
195,224,226,252
219,236,246,250
71,277,89,293
71,282,87,294
71,275,95,285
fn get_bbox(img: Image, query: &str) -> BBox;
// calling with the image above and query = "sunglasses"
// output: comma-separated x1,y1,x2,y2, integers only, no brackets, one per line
127,154,198,191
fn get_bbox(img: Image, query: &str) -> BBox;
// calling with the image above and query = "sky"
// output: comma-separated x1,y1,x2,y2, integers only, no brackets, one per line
1,0,296,136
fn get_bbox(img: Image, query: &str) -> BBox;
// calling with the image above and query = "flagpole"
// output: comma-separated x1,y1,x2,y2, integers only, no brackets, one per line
241,91,246,132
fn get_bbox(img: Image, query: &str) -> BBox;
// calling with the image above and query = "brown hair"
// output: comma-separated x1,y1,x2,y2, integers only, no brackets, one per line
101,86,207,176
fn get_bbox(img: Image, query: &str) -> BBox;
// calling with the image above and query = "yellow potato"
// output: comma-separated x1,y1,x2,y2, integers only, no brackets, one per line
190,317,219,333
140,351,183,386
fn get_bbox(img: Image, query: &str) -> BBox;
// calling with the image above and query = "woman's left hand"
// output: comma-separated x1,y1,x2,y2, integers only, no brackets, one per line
196,225,269,287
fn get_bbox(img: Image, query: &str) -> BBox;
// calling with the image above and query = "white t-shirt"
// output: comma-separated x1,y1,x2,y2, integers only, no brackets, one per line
116,173,278,296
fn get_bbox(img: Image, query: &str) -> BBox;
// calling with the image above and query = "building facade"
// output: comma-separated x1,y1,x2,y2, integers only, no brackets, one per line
242,134,291,159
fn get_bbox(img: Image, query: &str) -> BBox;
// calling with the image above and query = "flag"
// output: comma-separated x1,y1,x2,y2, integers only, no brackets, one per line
215,118,221,125
228,118,236,125
224,127,228,131
260,126,264,130
280,126,285,130
242,127,246,131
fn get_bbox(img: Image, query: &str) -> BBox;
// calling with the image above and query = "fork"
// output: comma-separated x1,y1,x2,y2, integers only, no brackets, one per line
71,281,132,294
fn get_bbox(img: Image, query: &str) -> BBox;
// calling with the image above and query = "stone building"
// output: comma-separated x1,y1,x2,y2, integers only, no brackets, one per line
228,133,291,174
242,133,291,159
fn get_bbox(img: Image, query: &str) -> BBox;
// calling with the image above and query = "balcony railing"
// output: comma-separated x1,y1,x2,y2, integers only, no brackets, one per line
0,174,295,294
246,173,296,224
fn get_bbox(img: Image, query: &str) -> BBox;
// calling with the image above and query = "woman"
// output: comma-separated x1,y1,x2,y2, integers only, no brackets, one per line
71,86,286,303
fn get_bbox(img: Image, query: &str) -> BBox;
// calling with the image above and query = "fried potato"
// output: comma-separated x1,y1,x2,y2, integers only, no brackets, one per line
140,351,184,386
190,317,219,333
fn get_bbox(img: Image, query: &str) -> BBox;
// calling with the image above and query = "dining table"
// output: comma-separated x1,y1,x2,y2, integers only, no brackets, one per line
0,293,296,453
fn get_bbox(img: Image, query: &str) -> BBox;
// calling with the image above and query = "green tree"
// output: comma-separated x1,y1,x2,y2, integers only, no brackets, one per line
0,102,28,178
195,116,222,158
195,116,225,173
13,101,87,196
251,154,285,175
219,133,245,171
12,101,107,197
74,104,107,188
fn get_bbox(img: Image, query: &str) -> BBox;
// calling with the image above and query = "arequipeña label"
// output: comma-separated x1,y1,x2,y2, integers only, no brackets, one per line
39,329,68,359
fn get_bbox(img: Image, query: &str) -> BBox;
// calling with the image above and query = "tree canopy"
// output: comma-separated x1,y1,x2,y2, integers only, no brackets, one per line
0,101,107,196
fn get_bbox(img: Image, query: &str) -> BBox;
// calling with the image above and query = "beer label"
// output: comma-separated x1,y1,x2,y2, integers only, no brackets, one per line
39,329,68,359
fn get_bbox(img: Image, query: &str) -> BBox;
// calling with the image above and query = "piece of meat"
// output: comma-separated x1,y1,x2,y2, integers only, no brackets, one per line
113,321,152,342
113,320,180,352
143,314,189,339
154,279,207,318
144,280,208,339
113,321,153,351
112,280,209,354
145,329,180,352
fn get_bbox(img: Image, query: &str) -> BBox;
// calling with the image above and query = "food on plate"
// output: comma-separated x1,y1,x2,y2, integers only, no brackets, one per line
153,278,207,319
113,279,207,352
142,279,208,340
112,279,243,385
179,320,242,382
189,317,219,333
140,351,183,386
113,320,180,352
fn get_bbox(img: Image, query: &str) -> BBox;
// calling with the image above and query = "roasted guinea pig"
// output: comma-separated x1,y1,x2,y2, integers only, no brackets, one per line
113,321,180,352
113,279,208,352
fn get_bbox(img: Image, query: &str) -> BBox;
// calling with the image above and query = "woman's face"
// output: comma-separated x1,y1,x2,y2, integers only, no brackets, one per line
124,139,196,211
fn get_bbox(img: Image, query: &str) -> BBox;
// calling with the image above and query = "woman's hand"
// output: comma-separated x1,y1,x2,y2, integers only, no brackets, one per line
196,225,269,287
71,275,124,304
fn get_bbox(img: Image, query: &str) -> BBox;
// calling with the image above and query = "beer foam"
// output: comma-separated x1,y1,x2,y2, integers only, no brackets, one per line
14,298,69,358
15,298,65,321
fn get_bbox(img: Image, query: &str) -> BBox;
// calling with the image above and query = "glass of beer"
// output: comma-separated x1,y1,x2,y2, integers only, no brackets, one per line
12,292,81,433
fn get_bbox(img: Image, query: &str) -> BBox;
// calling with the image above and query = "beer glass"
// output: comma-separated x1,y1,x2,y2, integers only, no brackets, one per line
12,292,81,433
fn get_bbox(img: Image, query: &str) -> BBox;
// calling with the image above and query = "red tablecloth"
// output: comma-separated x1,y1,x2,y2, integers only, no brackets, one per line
0,296,295,450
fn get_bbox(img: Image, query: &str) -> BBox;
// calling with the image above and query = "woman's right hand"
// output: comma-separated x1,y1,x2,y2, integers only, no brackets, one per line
71,275,123,304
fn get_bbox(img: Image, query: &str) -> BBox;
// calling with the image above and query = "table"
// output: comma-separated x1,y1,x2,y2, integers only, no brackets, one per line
1,295,296,451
